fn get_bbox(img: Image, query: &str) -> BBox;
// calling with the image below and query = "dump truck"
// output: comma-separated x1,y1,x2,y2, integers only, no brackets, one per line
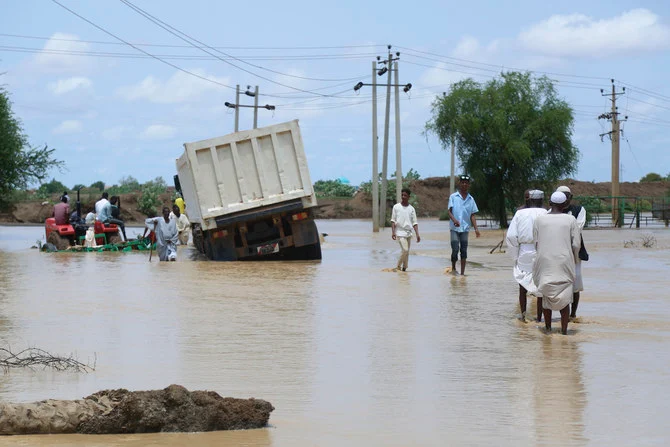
175,120,322,261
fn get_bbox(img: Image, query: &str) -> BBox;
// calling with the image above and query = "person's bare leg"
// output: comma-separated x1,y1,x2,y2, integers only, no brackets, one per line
560,306,570,335
519,285,527,318
536,297,543,322
460,259,466,275
543,308,552,332
570,292,580,318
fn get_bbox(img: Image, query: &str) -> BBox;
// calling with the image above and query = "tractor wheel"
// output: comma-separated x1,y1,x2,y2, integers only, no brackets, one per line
47,231,70,251
107,234,123,245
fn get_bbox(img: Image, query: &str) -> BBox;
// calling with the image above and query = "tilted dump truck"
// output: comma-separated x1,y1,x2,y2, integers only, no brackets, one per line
175,120,322,261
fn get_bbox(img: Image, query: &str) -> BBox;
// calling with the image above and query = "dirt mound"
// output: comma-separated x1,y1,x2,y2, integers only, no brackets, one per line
0,384,274,435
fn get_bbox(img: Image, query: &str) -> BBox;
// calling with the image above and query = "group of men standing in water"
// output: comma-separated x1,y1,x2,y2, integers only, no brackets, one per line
506,186,587,335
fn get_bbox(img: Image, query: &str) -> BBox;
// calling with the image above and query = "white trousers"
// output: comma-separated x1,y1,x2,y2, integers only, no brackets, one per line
397,237,411,270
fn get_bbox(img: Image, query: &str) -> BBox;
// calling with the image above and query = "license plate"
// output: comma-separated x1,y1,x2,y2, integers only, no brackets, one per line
257,242,279,255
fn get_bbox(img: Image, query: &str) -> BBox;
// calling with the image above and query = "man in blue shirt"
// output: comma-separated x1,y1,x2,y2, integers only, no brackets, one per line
447,175,480,275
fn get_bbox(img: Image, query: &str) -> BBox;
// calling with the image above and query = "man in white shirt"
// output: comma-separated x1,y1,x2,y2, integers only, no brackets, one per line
391,188,420,272
94,192,110,221
506,189,547,322
169,204,191,245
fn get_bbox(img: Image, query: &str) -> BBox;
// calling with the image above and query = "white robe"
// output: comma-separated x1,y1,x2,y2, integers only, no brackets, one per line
565,205,586,293
145,216,179,261
506,207,547,295
533,213,581,311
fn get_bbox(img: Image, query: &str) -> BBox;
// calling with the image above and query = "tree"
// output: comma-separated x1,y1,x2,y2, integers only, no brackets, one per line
0,88,64,210
89,181,105,191
138,177,168,217
426,72,579,227
38,178,68,195
640,172,663,182
313,179,356,198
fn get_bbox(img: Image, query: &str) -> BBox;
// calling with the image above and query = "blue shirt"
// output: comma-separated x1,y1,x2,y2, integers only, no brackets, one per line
448,192,479,233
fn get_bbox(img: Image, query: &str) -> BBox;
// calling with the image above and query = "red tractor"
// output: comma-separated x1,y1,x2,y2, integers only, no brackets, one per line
44,189,122,250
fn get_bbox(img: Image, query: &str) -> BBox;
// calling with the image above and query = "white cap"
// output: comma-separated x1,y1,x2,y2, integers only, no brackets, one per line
556,185,571,194
550,191,567,204
529,190,544,199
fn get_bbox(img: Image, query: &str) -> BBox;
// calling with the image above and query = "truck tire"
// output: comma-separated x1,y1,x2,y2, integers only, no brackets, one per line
47,232,70,251
290,241,322,260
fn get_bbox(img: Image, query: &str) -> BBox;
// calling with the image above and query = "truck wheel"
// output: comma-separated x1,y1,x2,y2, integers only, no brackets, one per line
293,242,322,260
108,234,123,245
47,232,70,251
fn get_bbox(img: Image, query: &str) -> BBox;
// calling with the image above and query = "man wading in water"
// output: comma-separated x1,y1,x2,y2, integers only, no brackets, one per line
533,192,580,335
145,206,179,262
447,175,480,275
391,188,420,272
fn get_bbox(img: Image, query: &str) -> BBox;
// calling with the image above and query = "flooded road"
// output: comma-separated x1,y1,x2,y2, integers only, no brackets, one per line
0,220,669,446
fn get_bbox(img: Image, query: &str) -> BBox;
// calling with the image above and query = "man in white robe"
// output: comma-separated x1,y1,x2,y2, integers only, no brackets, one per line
533,192,581,335
556,185,586,319
506,189,547,322
145,206,179,261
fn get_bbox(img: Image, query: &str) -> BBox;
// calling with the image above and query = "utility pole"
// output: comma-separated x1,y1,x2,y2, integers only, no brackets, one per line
598,79,626,227
353,51,412,232
450,136,456,196
371,61,379,232
225,85,275,132
393,60,402,204
443,92,456,196
380,49,393,228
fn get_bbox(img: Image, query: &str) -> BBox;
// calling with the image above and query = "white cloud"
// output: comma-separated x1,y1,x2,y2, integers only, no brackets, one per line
117,70,231,104
102,126,132,141
140,124,176,140
34,33,92,74
339,137,354,143
518,9,670,58
53,120,83,134
49,76,92,95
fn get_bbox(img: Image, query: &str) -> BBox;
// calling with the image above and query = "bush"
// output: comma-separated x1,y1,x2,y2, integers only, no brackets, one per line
359,168,421,199
439,209,450,221
137,177,167,217
89,181,105,191
313,179,356,198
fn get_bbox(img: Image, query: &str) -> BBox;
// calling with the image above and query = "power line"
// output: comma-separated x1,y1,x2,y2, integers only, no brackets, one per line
397,45,611,82
49,0,236,91
0,45,379,62
117,0,353,97
0,32,386,51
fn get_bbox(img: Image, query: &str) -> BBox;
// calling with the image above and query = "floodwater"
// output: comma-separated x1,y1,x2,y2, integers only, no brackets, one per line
0,220,669,446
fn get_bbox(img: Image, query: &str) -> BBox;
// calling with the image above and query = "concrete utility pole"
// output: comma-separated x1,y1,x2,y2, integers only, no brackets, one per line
393,60,402,204
371,61,379,232
380,50,393,228
353,50,412,232
450,136,456,196
598,79,627,227
225,85,275,132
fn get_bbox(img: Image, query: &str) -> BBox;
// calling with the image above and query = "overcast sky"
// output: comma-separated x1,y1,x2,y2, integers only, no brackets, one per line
2,0,669,189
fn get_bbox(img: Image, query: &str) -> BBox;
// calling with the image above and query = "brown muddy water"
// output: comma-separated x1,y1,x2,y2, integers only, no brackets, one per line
0,220,669,446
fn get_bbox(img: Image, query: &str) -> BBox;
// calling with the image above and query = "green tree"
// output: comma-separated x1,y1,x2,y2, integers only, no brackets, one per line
640,172,663,182
137,176,167,217
0,88,64,210
72,184,86,191
37,178,68,196
359,168,421,199
89,180,105,191
426,72,579,227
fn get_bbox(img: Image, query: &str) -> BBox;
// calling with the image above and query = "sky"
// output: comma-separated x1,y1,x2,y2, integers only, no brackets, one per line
2,0,670,190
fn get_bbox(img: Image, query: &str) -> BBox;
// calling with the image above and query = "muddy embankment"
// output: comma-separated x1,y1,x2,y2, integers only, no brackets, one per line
2,178,669,224
0,384,273,435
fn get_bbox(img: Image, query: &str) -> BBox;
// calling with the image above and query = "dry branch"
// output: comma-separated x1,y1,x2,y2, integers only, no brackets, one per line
0,347,94,372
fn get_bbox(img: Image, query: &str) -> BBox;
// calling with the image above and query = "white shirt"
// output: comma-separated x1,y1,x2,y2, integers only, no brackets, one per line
94,198,109,220
391,203,418,238
169,212,190,232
